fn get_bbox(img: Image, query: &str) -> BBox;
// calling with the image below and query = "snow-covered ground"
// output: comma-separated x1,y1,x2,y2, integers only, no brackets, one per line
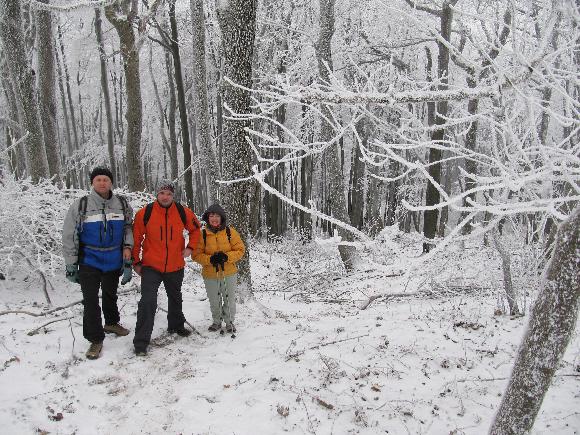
1,234,578,434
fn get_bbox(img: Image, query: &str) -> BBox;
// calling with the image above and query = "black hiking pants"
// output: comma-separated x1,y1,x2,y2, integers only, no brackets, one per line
133,267,186,350
79,264,121,344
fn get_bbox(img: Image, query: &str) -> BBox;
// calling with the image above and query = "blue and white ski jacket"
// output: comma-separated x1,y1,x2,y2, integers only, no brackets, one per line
62,189,134,272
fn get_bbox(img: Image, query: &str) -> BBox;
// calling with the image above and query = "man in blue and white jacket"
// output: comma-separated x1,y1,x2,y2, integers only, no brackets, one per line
62,167,134,360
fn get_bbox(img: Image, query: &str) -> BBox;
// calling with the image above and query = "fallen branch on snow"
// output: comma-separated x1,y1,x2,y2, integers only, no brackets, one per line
27,316,74,336
359,292,421,310
285,333,369,361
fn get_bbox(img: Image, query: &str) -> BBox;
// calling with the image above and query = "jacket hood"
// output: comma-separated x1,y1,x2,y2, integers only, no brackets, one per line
202,203,227,230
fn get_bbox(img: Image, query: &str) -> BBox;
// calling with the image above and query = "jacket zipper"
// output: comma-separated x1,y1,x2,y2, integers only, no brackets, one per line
164,207,169,272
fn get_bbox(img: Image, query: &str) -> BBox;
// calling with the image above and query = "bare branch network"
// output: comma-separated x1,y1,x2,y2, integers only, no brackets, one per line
221,32,579,239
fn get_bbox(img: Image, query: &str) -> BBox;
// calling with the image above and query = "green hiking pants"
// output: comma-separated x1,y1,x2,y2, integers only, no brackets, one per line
203,273,237,325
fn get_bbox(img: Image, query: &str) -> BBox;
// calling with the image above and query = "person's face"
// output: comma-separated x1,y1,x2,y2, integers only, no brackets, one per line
92,175,112,197
157,189,174,207
208,213,221,227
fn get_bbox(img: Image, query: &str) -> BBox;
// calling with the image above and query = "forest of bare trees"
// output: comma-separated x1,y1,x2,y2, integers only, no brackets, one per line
0,0,578,432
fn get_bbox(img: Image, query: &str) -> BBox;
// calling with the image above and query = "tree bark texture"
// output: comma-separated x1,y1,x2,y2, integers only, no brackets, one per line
316,0,356,269
168,0,194,205
36,2,60,178
105,3,145,191
94,8,117,183
57,24,79,151
217,0,258,297
0,0,49,182
190,0,220,204
492,229,521,316
164,48,179,186
422,1,456,253
489,207,579,434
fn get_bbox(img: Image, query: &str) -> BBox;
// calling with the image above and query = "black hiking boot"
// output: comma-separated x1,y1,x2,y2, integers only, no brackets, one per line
168,327,192,337
225,324,237,334
134,347,147,357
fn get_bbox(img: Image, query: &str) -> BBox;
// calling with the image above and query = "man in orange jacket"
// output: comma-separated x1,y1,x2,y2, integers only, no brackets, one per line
132,180,201,356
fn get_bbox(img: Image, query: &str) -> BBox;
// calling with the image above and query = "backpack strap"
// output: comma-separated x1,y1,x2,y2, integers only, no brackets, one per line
174,202,187,226
202,225,231,245
143,202,154,226
117,194,129,221
143,201,187,227
78,195,88,221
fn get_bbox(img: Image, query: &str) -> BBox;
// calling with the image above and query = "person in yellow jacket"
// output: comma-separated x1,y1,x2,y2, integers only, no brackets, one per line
192,204,245,333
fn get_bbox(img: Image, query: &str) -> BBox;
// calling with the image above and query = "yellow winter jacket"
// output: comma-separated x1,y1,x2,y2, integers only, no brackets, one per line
192,225,245,278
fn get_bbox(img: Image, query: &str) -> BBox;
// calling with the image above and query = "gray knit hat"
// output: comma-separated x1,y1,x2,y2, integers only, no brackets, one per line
156,178,175,194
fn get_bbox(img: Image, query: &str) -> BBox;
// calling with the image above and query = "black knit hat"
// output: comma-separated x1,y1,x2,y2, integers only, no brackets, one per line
202,203,227,227
89,167,114,184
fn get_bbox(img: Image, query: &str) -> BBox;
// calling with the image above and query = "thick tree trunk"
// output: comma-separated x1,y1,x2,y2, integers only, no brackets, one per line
422,2,455,253
489,207,579,434
316,0,356,270
105,3,145,192
164,49,179,186
0,0,49,182
36,1,60,178
217,0,258,298
94,8,117,183
190,0,220,204
348,118,367,230
168,0,194,206
0,59,26,179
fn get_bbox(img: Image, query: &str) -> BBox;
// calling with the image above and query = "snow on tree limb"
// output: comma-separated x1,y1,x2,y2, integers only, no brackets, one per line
24,0,115,12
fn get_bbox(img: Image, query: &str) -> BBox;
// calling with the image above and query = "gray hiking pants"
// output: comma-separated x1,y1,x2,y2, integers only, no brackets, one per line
204,273,237,325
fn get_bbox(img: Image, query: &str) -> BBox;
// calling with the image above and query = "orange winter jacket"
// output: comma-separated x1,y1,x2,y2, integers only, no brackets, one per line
132,201,201,273
192,226,245,278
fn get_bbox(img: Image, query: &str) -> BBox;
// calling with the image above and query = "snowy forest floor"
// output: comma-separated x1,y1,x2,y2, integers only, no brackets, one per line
0,232,579,435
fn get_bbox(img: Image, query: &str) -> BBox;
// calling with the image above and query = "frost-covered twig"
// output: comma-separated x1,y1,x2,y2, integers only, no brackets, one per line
27,316,74,336
285,334,370,361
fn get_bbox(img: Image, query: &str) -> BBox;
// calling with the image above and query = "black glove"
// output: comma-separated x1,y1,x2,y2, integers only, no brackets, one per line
65,263,79,284
216,252,228,264
210,252,228,270
210,253,221,269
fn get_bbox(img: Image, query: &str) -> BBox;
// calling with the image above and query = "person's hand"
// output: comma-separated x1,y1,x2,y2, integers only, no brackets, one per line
65,263,79,284
182,247,193,258
133,263,143,276
210,253,220,268
120,260,133,285
123,247,132,261
217,252,228,264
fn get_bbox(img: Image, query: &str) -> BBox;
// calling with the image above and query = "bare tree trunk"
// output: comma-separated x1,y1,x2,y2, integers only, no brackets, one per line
54,45,72,157
105,2,146,192
36,1,60,179
0,59,25,178
300,102,314,240
489,207,579,434
94,8,117,183
316,0,356,270
166,0,194,206
0,0,49,182
217,0,258,298
348,118,367,230
57,24,79,151
492,228,521,316
164,50,179,186
421,0,457,253
148,43,172,177
190,0,220,204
